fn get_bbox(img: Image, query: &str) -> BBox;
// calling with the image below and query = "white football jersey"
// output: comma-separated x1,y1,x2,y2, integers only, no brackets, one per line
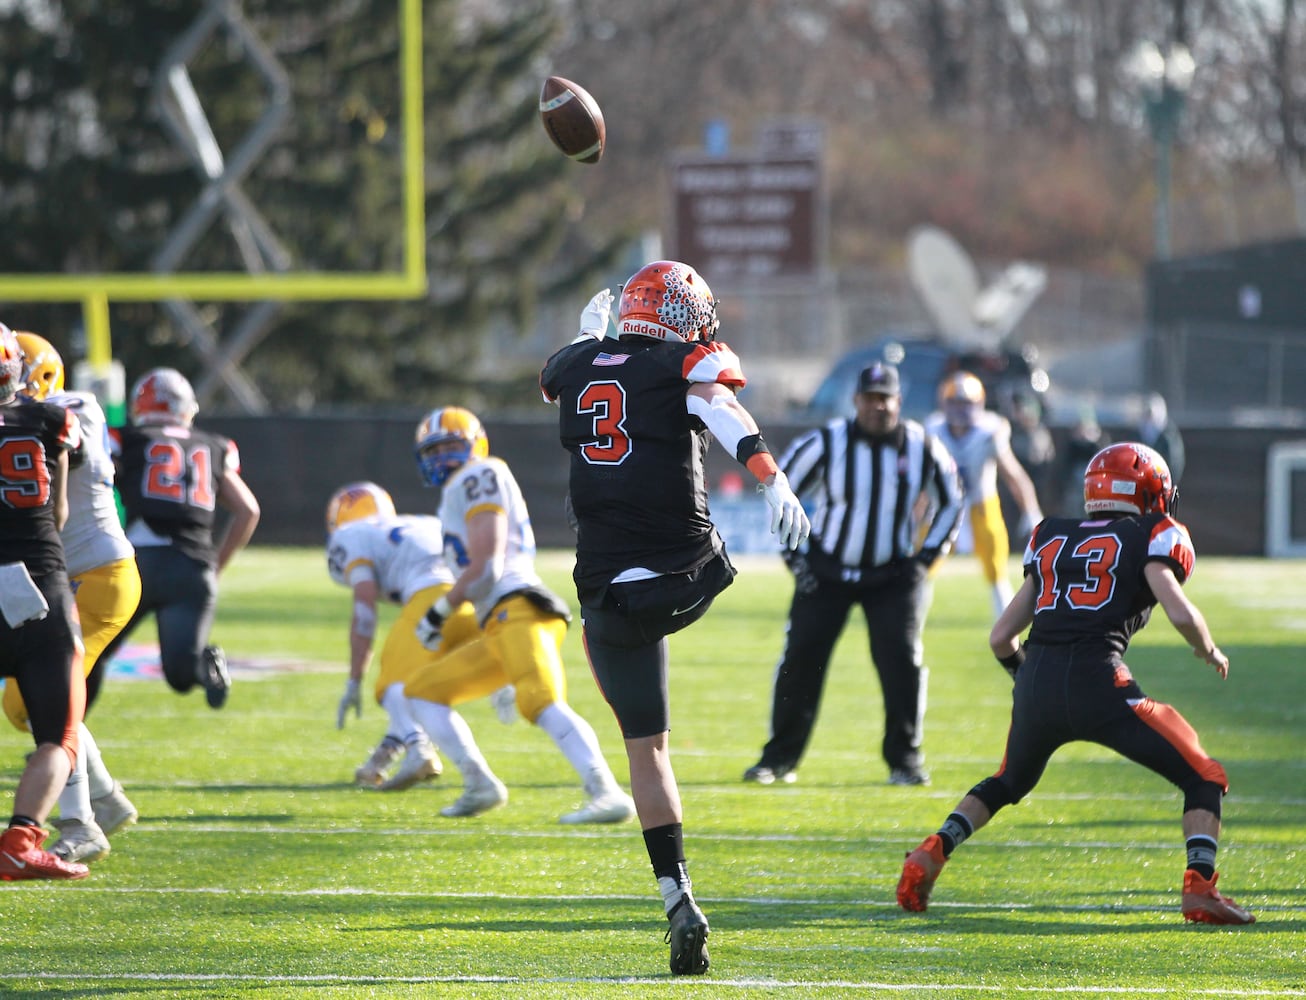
326,514,455,604
48,389,134,577
437,455,542,621
924,408,1011,506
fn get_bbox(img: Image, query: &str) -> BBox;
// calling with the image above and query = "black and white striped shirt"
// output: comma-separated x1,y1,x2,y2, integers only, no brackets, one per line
781,418,964,580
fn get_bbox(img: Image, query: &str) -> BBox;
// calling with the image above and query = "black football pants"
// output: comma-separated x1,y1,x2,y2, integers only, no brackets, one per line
758,568,929,773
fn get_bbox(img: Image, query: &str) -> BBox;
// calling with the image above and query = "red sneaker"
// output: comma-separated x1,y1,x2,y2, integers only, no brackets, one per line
1182,870,1254,925
0,824,90,881
897,833,948,912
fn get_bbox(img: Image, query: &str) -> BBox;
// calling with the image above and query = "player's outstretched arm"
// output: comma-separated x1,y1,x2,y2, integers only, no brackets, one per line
1143,561,1229,679
685,382,810,550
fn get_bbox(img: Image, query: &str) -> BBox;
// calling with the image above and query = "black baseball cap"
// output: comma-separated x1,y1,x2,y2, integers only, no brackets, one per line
856,361,900,396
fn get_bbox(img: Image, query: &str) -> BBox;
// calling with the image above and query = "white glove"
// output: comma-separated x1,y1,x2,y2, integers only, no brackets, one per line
571,288,613,343
760,470,810,551
490,685,518,725
337,678,362,729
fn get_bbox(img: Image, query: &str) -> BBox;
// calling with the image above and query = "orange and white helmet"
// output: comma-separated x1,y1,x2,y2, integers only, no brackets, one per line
131,367,199,426
15,332,65,400
1083,442,1177,517
325,481,396,535
939,371,985,427
616,260,719,343
0,323,24,403
414,406,489,486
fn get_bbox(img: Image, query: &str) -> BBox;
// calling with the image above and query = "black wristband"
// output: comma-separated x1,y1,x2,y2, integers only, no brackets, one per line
734,433,770,465
997,645,1026,679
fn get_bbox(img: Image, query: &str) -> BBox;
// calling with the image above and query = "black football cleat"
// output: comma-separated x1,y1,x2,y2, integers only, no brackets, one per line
199,645,231,709
665,895,710,976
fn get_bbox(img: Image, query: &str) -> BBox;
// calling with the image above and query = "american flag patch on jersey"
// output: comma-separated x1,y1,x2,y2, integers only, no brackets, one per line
593,352,630,366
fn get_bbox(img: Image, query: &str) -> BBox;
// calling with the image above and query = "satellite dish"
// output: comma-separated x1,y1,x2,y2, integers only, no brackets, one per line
907,225,982,348
973,262,1047,342
907,225,1047,351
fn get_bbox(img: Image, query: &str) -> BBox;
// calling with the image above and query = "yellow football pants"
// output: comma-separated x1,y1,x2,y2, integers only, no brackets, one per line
970,494,1010,586
373,584,481,702
404,595,568,723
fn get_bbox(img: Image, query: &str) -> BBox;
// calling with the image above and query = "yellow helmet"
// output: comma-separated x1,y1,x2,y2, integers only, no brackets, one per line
414,406,489,486
325,481,396,535
15,331,65,400
938,371,986,408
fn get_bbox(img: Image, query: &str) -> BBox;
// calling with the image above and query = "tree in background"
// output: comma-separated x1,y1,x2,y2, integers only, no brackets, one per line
0,0,628,410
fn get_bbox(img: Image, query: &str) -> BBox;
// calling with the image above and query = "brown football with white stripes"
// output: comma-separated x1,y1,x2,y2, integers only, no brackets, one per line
539,75,606,164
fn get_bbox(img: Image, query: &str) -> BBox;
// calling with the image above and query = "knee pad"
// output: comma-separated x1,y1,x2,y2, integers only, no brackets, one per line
1182,779,1224,819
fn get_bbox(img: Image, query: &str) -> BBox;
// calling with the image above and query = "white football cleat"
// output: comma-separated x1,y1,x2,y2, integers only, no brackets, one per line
441,772,509,818
354,738,404,788
560,770,636,824
90,781,139,836
50,818,111,864
378,739,442,791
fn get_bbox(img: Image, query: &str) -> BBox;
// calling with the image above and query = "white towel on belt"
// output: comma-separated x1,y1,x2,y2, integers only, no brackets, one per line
0,562,50,628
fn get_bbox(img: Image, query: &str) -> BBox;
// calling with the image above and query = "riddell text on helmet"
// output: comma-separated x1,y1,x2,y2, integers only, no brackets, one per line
619,320,676,339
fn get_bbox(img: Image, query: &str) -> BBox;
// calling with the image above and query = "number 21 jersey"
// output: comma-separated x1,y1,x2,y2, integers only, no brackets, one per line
114,423,240,569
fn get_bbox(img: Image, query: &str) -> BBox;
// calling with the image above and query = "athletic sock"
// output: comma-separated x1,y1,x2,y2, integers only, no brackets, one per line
938,812,975,857
644,822,691,914
1185,835,1218,880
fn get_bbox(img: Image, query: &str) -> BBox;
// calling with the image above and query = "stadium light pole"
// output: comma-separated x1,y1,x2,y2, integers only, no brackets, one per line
1129,41,1195,261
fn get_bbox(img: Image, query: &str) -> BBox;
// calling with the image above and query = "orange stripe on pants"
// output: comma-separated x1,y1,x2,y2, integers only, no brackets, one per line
1131,697,1228,791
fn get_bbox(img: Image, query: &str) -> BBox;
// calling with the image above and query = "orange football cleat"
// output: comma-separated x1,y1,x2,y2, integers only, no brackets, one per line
0,824,90,881
1182,870,1255,925
897,833,948,912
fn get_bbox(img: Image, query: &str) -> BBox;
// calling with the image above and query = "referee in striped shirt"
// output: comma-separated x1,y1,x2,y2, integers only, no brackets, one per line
744,361,965,787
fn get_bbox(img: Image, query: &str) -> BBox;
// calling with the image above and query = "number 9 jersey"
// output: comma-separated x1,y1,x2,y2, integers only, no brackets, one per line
113,423,241,569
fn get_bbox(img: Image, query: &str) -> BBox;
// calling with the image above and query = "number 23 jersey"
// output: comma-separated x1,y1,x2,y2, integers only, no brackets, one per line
1023,511,1196,657
114,423,240,568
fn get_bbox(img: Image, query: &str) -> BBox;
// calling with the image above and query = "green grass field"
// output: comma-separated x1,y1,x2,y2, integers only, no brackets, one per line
3,548,1303,998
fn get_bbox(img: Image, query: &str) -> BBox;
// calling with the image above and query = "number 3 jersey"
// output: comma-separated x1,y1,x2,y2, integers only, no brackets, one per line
1023,511,1196,657
114,423,241,569
540,337,746,592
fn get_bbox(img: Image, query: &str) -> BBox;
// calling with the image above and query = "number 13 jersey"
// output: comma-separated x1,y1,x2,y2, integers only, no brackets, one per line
1023,512,1196,657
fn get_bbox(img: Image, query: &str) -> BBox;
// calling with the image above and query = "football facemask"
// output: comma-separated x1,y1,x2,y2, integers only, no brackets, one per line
15,332,64,401
414,406,489,487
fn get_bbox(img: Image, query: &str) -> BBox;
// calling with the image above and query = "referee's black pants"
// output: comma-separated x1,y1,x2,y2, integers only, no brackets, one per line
759,563,930,774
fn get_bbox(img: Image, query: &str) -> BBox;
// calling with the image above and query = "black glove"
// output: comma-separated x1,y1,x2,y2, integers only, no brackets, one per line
914,547,941,572
997,644,1026,680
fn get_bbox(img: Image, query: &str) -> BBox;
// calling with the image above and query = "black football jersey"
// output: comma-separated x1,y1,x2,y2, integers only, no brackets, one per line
540,336,747,590
1023,511,1196,657
114,423,240,568
0,396,82,576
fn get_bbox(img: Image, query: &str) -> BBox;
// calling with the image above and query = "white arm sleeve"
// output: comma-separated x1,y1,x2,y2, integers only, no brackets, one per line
686,390,754,458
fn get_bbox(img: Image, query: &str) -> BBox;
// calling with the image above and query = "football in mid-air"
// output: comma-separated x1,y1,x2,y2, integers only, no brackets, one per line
539,75,605,164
